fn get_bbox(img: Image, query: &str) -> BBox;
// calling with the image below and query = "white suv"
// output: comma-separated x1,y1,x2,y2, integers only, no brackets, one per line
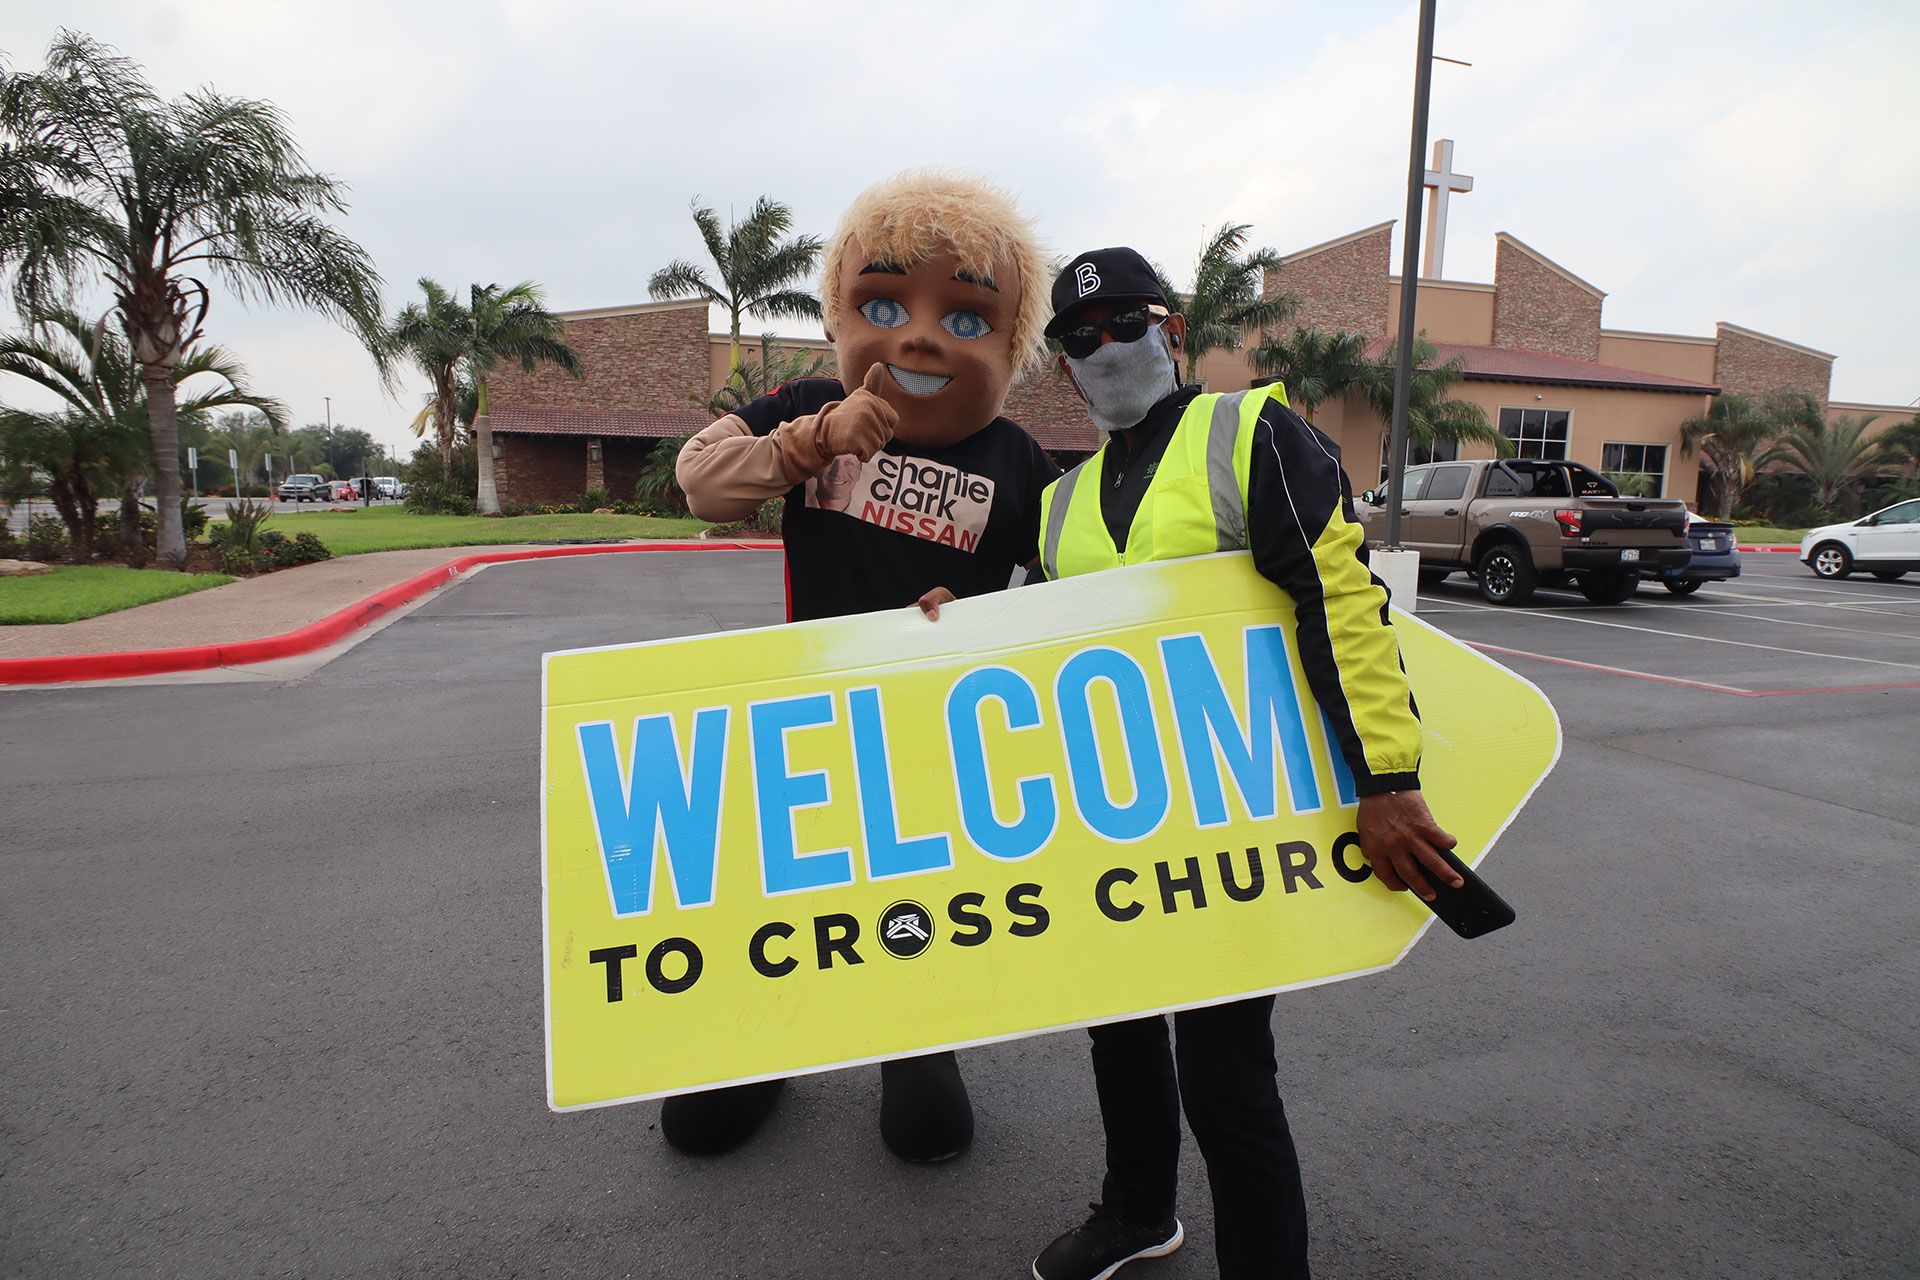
1800,498,1920,580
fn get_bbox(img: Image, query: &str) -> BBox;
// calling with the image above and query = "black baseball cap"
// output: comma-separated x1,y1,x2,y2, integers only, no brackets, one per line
1045,247,1169,338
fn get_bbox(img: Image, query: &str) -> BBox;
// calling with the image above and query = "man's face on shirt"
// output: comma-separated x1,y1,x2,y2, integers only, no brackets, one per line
829,246,1020,449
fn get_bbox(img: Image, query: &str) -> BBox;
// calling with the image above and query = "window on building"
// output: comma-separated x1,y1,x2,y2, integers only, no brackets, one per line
1498,408,1570,460
1378,434,1457,482
1601,442,1668,496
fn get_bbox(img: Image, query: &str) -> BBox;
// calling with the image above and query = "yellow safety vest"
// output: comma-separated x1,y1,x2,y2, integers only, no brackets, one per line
1038,383,1289,581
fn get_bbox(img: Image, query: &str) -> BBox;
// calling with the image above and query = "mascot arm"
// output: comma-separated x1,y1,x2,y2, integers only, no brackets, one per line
677,371,897,521
676,415,808,521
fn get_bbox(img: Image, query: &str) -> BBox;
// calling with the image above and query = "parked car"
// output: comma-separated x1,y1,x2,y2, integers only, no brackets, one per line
372,476,402,499
325,480,359,501
277,473,328,503
1800,498,1920,580
1650,512,1742,595
1358,458,1690,606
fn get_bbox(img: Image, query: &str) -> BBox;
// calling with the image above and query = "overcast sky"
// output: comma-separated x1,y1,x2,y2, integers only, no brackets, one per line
4,0,1914,459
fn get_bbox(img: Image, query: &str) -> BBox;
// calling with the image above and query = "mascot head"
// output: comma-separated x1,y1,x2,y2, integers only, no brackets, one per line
822,170,1049,449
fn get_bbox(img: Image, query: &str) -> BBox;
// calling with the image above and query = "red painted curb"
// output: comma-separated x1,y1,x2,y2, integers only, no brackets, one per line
0,540,782,687
1737,544,1799,554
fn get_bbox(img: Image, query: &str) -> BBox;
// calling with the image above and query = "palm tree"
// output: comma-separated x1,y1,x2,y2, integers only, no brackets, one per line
1760,415,1888,518
0,305,282,555
1680,392,1776,519
1871,412,1920,478
1250,328,1371,424
648,197,822,371
393,279,468,470
0,33,388,567
465,281,581,514
1356,334,1511,455
208,410,288,496
1163,223,1296,383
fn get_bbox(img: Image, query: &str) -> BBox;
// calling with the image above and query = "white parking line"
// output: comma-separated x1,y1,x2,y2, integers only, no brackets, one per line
1670,606,1920,641
1442,598,1920,671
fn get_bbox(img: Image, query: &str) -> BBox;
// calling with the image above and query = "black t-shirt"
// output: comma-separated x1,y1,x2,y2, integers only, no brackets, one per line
736,378,1062,622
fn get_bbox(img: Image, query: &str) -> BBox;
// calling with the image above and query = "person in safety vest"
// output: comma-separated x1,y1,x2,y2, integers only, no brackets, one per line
1026,248,1460,1280
673,171,1060,1165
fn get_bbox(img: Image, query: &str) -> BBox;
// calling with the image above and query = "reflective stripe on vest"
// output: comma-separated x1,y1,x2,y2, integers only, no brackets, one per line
1039,382,1288,581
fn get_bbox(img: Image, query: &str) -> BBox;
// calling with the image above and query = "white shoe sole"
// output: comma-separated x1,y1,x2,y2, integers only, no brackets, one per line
1032,1219,1184,1280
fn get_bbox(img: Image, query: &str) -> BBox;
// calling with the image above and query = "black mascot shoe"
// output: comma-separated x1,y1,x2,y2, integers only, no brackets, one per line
878,1051,974,1163
660,1078,786,1155
1032,1204,1184,1280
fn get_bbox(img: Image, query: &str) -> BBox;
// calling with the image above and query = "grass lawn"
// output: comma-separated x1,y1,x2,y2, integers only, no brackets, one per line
1732,525,1810,544
259,507,711,556
0,565,236,625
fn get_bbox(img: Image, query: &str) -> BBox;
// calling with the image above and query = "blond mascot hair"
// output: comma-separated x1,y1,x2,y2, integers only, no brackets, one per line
821,170,1051,377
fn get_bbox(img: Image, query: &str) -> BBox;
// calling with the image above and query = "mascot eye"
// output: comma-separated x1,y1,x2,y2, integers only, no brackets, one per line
940,310,992,340
859,298,909,329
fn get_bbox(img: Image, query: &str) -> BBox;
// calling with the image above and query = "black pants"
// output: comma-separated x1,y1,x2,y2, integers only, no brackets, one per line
1090,995,1309,1279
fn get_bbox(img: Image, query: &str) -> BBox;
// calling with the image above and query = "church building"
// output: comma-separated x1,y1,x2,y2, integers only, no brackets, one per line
482,146,1906,508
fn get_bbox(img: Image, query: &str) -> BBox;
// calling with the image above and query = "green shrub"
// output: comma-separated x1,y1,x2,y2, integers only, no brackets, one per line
209,498,275,553
578,487,612,512
404,482,476,516
25,514,68,561
709,497,784,537
218,544,256,575
286,531,332,565
0,521,18,557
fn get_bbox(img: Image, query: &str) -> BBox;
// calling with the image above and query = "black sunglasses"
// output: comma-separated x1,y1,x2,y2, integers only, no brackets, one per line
1058,305,1168,359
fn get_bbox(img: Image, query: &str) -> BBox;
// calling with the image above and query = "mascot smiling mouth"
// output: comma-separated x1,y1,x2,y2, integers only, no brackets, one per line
887,364,951,396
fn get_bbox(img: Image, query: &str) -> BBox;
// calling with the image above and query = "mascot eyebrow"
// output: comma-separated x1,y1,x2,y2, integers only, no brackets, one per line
858,260,998,292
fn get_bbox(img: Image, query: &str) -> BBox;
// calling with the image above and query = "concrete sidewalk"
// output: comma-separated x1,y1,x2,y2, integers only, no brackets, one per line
0,544,548,660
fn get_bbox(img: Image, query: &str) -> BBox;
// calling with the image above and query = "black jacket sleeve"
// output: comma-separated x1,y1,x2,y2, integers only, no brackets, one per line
1245,402,1423,796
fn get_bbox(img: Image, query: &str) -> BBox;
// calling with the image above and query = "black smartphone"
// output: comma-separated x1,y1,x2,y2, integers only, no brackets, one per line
1419,846,1515,939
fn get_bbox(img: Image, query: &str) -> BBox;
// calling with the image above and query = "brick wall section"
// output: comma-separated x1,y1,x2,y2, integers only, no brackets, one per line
1002,365,1100,458
494,436,586,507
495,436,664,507
486,304,711,413
1492,237,1602,361
1263,225,1392,339
1713,325,1832,407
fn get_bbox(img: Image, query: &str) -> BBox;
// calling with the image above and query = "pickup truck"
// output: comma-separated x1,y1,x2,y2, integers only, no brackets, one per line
1358,458,1690,605
277,473,328,502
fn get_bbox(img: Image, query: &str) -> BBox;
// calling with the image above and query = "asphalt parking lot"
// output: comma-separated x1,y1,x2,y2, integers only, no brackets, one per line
2,549,1915,1279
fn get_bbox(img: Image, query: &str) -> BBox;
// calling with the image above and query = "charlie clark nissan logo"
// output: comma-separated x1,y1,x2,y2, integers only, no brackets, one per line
878,900,935,959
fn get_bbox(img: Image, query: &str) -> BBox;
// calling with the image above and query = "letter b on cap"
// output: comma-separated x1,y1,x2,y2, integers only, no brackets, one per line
1075,262,1100,297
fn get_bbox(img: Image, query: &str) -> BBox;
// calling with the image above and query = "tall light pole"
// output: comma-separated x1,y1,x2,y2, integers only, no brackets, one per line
1384,0,1439,552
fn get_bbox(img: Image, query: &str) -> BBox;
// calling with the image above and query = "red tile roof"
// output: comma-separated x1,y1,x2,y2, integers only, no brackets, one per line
1364,341,1719,394
484,406,711,439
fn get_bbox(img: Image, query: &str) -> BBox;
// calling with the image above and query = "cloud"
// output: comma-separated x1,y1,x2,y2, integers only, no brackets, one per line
2,0,1913,451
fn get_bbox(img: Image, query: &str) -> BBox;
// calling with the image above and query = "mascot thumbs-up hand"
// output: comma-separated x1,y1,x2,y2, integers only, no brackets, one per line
766,361,897,482
814,363,899,462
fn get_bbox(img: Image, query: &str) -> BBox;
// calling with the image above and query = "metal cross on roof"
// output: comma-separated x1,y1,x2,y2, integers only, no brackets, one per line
1421,138,1473,279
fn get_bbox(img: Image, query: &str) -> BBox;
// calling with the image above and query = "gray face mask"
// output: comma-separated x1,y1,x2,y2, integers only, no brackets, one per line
1064,323,1177,435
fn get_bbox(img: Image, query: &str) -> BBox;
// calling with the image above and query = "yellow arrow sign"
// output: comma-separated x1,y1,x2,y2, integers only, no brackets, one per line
541,552,1560,1111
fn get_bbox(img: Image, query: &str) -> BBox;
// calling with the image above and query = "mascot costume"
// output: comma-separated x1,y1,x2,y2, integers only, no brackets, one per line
674,170,1059,1161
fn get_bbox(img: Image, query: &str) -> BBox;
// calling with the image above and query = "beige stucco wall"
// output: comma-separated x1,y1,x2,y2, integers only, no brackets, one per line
1388,280,1495,345
707,336,837,395
1317,382,1710,505
1597,333,1718,383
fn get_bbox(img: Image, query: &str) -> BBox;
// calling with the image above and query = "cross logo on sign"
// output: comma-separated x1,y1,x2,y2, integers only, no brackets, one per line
1075,262,1100,297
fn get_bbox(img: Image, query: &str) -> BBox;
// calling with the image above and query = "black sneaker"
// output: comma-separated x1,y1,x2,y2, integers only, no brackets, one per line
1032,1203,1184,1280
